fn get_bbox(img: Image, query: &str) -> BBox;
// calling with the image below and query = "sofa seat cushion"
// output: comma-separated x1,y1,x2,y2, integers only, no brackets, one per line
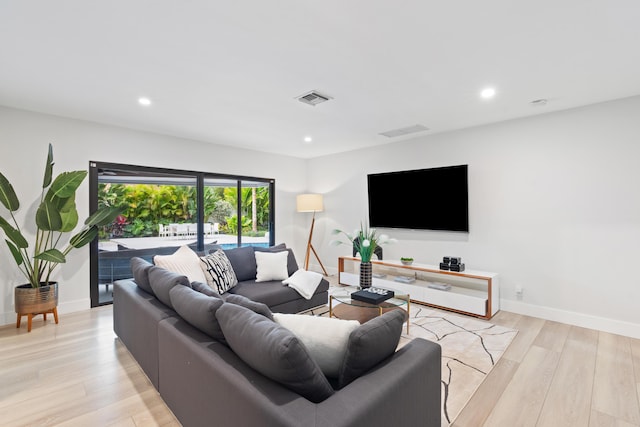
227,280,304,308
216,303,335,403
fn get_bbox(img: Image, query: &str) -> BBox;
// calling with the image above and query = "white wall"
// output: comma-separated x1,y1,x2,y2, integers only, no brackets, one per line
4,96,640,338
307,95,640,339
0,107,310,325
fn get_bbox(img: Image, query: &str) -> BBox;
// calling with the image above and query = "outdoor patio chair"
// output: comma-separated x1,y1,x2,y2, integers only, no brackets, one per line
175,223,189,238
158,224,169,237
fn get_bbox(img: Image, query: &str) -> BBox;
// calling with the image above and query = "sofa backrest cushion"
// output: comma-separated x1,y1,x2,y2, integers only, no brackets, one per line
224,244,298,282
337,309,406,389
223,246,257,281
225,293,274,320
153,245,208,284
216,303,334,403
148,266,191,309
130,257,155,295
191,281,223,298
169,285,226,343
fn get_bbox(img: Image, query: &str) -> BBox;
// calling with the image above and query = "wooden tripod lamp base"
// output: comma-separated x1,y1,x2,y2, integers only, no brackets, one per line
297,193,328,276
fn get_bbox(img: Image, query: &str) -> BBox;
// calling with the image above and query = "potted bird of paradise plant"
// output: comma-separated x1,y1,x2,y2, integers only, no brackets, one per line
0,143,120,331
330,223,396,288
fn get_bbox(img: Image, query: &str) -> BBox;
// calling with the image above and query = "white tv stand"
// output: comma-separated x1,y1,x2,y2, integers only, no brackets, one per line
338,257,499,319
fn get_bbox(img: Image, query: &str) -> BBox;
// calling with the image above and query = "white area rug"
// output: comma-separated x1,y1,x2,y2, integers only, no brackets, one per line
308,292,518,427
400,305,518,426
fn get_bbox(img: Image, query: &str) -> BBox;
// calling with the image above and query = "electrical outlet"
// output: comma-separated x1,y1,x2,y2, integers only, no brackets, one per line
515,285,523,298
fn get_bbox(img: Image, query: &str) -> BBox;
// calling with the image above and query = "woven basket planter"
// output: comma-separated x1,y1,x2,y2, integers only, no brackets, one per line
15,282,58,315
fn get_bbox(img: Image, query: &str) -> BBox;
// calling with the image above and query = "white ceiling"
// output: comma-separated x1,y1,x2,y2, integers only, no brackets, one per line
1,1,640,159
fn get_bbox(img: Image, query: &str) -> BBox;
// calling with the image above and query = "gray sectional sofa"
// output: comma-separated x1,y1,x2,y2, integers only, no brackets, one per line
113,244,442,427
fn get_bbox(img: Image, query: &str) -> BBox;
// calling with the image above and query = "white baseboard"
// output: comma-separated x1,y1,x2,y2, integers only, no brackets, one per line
0,298,91,327
500,299,640,340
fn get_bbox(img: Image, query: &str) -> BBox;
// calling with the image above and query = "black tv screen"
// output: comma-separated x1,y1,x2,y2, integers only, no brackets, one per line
367,165,469,232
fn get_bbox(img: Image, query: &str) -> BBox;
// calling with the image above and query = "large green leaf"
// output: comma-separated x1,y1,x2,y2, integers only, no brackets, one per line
5,239,24,265
0,216,28,248
36,200,63,231
0,172,19,211
34,248,66,263
46,170,87,200
57,197,79,232
42,143,54,188
69,226,97,248
85,206,121,227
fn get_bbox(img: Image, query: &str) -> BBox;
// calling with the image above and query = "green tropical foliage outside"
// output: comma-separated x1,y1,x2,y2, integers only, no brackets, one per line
98,183,270,239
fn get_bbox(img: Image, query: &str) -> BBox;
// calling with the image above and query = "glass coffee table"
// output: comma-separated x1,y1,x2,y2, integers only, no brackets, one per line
329,286,410,333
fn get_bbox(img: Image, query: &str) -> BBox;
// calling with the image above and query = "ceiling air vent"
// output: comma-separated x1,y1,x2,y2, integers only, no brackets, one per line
379,124,429,138
296,90,332,106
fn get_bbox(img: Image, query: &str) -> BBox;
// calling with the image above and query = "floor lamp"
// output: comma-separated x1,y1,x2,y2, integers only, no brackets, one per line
297,193,329,276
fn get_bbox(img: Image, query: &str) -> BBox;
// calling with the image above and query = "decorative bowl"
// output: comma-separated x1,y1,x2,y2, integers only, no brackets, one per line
400,258,413,266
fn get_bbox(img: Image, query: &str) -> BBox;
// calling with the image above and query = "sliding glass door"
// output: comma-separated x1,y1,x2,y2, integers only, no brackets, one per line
89,162,274,307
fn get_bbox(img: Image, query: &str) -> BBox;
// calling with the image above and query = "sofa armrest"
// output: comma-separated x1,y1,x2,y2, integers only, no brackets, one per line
113,279,177,389
316,338,441,427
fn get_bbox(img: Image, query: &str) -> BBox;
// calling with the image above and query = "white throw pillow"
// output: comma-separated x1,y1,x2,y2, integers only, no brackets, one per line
153,245,207,284
282,269,323,300
273,313,360,378
200,249,238,294
255,250,289,282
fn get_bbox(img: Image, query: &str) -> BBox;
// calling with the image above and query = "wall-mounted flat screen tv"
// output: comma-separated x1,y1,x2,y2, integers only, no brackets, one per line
367,164,469,232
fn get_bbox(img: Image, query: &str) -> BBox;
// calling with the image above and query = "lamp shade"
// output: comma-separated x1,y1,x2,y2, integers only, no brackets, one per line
296,194,323,212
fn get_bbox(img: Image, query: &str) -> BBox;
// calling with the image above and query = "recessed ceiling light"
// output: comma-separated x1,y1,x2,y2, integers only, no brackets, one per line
138,97,152,106
303,136,313,143
480,87,496,99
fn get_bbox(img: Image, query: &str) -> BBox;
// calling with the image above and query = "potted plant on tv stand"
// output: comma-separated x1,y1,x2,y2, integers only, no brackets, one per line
0,143,120,332
331,223,396,289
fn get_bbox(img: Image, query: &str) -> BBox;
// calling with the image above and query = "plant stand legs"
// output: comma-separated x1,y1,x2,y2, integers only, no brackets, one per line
16,307,59,332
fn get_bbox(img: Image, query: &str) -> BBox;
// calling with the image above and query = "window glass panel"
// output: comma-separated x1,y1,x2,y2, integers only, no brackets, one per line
96,168,197,305
203,178,237,248
240,180,271,248
90,163,275,307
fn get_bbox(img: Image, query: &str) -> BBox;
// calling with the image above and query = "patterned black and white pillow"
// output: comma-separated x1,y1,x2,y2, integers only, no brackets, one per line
200,249,238,294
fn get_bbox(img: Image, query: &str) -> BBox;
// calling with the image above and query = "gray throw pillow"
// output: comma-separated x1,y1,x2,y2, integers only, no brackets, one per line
225,294,273,321
148,266,191,309
216,303,335,403
191,281,224,299
169,285,226,342
254,244,299,276
130,257,154,295
337,309,406,389
223,246,257,281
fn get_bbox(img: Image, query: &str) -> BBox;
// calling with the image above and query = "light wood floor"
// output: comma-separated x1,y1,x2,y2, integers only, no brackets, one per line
1,302,639,426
